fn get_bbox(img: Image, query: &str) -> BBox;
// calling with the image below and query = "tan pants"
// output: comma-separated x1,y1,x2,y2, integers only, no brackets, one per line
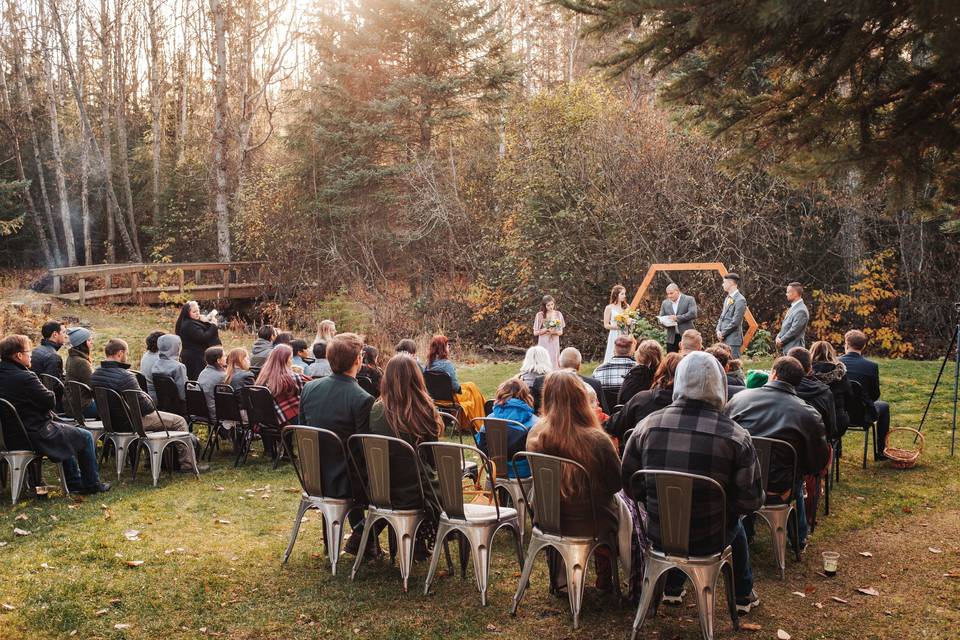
141,410,195,466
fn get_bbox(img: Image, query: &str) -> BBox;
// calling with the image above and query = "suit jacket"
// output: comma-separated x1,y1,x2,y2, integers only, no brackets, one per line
659,294,698,342
839,352,881,401
716,290,747,347
777,300,809,352
0,360,75,461
298,373,374,499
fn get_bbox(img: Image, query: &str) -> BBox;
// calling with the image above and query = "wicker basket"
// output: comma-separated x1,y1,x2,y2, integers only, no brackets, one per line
883,427,924,469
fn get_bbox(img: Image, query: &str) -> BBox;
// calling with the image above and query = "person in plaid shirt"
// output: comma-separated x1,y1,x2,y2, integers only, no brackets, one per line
254,344,310,426
592,335,636,409
622,351,764,614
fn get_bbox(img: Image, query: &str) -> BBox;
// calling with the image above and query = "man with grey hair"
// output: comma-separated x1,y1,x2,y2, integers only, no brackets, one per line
531,346,608,414
621,351,764,614
660,283,698,353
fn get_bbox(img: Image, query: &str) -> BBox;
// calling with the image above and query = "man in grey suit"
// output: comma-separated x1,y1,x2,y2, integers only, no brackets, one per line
776,282,810,353
660,283,698,353
715,273,748,358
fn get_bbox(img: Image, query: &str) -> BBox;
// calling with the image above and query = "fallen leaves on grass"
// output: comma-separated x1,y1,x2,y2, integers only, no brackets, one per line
831,596,850,604
95,608,110,616
777,630,791,640
215,519,231,525
858,551,873,557
740,622,761,631
215,486,225,492
0,541,7,547
123,530,141,542
2,603,14,611
813,602,824,609
943,570,960,579
126,560,145,568
14,514,27,521
791,591,806,598
857,587,880,597
114,623,131,630
13,528,30,536
928,547,942,554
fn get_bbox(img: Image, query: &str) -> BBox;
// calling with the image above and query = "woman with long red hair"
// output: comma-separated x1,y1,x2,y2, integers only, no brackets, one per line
255,344,309,426
424,334,486,426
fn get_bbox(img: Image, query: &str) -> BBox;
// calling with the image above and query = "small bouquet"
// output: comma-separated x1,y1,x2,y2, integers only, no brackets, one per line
614,309,640,333
544,318,562,332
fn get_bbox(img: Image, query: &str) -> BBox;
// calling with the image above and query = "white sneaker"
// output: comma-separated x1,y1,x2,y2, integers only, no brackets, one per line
736,591,761,614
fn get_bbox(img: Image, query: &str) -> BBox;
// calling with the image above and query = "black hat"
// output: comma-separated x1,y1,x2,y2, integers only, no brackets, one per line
724,272,740,282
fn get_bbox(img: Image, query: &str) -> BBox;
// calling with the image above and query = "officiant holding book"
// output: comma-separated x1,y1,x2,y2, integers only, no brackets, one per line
659,283,698,353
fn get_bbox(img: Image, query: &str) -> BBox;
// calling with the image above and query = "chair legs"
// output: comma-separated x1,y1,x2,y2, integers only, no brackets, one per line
350,509,425,592
104,434,140,481
283,499,311,565
757,505,795,579
282,498,354,576
140,438,198,487
3,452,37,505
496,479,528,546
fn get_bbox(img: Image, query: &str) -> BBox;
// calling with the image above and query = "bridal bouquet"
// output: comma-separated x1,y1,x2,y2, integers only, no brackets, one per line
614,309,640,333
544,318,562,331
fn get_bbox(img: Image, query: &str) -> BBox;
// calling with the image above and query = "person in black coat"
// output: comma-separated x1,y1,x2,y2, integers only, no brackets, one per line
175,301,221,380
0,335,109,494
530,347,607,414
810,341,853,440
839,330,889,460
31,321,67,380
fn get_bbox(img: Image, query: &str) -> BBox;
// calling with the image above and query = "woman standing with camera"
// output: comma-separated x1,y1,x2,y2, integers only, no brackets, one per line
175,300,221,380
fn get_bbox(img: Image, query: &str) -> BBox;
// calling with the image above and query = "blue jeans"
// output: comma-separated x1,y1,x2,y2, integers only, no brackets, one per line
82,399,98,420
794,480,808,544
60,426,102,491
665,519,754,601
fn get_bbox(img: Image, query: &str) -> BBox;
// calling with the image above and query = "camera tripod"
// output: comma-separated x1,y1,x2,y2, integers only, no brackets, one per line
916,308,959,456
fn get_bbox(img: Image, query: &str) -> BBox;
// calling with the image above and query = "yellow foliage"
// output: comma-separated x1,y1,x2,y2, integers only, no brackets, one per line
811,250,912,357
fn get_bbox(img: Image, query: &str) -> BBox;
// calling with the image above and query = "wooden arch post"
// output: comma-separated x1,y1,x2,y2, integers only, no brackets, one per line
629,262,759,352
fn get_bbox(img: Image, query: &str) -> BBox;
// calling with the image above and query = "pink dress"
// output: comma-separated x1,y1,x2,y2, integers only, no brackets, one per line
534,311,565,368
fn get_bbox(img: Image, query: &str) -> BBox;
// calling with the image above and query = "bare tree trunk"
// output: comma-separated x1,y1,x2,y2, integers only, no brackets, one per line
40,0,78,266
0,53,55,267
840,170,866,284
147,0,163,226
77,0,92,264
174,0,190,166
113,0,142,257
210,0,231,261
100,0,116,262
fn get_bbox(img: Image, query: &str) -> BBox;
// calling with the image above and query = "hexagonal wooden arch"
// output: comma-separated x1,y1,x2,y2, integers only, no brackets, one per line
628,262,759,352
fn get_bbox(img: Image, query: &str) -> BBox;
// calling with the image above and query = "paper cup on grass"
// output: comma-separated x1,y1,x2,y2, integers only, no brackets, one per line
822,551,840,576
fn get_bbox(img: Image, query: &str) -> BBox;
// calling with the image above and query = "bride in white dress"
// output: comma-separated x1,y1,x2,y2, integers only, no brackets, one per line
602,284,629,362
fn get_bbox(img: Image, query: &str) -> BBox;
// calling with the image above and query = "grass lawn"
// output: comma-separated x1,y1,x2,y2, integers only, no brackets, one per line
2,302,960,639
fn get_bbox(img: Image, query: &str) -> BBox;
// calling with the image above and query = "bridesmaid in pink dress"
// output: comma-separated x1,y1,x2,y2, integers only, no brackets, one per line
533,295,565,368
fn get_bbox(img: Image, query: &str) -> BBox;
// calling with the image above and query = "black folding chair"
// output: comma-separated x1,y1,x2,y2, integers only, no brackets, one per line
424,370,467,429
153,374,187,418
186,381,222,461
239,385,284,467
131,370,149,393
846,380,877,469
751,436,802,578
214,384,246,466
356,375,378,397
39,374,71,420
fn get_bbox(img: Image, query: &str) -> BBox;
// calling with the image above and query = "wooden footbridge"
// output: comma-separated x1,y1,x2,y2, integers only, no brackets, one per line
49,262,267,305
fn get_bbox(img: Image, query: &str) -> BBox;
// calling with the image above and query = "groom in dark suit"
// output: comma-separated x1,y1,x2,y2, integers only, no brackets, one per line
660,283,698,353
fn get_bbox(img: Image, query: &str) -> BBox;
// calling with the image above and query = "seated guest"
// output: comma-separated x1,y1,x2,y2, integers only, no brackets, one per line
527,370,622,585
593,335,637,409
622,351,763,613
618,339,663,406
64,327,97,419
0,334,109,494
810,340,853,439
369,353,444,558
197,346,226,421
305,341,333,378
680,329,703,355
359,345,383,396
725,356,830,548
517,345,552,389
225,348,255,390
477,377,537,478
424,335,486,423
139,331,165,402
531,347,606,414
90,339,202,471
706,344,746,398
395,338,424,369
607,352,681,448
249,325,276,367
32,320,67,379
152,334,188,404
290,339,311,373
299,332,375,556
839,330,889,460
273,331,294,348
312,318,337,347
787,347,837,441
584,383,608,424
255,344,309,426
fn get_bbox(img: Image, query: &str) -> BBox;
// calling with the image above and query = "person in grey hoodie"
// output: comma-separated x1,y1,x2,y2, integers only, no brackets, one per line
196,346,226,421
139,331,166,402
249,325,276,367
152,334,189,402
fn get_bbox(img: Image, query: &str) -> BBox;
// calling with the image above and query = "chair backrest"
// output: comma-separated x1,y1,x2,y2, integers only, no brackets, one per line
153,374,183,415
622,428,636,449
64,380,91,426
472,417,526,480
249,366,261,378
483,399,494,415
513,451,597,538
751,436,798,499
423,370,456,403
132,370,148,392
603,389,620,414
630,469,727,557
240,385,281,428
92,386,132,434
0,397,31,452
214,384,243,423
356,375,377,397
185,381,210,421
847,380,873,427
420,441,500,521
39,374,65,405
347,433,425,510
282,425,347,499
120,389,155,437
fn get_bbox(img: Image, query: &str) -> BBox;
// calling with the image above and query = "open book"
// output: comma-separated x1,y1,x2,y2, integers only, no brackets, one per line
656,315,677,328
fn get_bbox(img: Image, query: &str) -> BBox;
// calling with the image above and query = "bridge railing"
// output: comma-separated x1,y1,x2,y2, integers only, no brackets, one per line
49,262,266,305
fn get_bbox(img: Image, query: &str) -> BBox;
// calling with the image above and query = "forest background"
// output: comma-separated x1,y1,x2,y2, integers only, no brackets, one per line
1,0,958,360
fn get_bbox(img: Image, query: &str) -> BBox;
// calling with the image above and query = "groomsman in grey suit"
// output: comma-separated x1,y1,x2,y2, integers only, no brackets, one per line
715,273,748,358
660,283,698,353
776,282,809,353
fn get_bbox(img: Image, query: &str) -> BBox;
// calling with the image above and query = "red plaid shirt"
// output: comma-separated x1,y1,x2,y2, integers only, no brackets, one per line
273,373,309,425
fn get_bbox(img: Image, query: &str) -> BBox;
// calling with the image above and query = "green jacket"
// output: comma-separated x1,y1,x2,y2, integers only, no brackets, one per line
64,347,94,408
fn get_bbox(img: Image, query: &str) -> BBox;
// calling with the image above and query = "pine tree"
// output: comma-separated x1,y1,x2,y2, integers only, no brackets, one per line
558,0,960,229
